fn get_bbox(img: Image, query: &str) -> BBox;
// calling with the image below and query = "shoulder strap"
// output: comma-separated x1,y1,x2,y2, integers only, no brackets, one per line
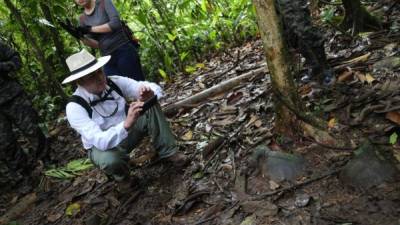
69,95,93,118
68,79,124,119
107,77,129,115
107,78,123,97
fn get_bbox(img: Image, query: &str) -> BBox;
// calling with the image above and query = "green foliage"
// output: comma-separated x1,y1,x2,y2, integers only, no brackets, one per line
320,5,343,25
45,158,93,179
0,0,257,121
389,132,398,145
321,5,336,23
116,0,257,79
6,222,20,225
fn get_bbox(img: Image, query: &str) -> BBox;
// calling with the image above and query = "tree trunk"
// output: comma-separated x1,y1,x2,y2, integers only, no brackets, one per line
341,0,382,35
4,0,67,103
252,0,336,144
39,2,69,71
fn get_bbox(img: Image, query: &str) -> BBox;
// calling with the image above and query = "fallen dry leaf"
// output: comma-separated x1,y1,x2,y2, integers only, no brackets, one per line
338,68,353,82
47,213,63,223
365,73,375,84
212,115,236,126
393,149,400,163
245,114,258,127
254,120,263,128
385,111,400,125
269,180,280,190
355,71,367,83
182,130,193,141
227,91,244,105
298,84,312,96
344,52,371,64
328,118,337,128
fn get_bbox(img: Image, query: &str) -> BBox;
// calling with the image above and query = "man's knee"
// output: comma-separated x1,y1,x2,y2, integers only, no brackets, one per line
90,149,129,181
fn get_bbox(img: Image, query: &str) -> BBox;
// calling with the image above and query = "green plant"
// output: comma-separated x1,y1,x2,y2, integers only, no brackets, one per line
389,132,398,145
45,158,93,179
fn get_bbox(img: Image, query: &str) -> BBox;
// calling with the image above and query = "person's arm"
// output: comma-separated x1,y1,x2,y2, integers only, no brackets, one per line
81,37,99,48
66,102,128,150
90,0,122,33
76,15,100,48
109,76,164,100
0,41,22,73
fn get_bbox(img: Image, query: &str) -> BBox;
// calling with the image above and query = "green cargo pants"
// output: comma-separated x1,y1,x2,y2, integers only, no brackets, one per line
88,104,177,181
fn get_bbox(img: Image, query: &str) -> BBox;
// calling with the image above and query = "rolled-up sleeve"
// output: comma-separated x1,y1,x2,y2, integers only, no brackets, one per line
66,102,128,150
109,76,164,100
104,0,122,31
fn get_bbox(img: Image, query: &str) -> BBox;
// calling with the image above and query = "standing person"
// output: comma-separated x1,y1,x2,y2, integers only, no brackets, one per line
63,49,187,186
277,0,335,86
0,39,48,189
72,0,145,81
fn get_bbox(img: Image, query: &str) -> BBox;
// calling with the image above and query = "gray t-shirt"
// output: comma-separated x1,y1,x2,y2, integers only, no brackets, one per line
79,0,129,55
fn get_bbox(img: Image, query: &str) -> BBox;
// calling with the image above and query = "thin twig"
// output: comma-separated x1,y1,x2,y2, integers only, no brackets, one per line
193,201,239,225
173,190,211,216
249,167,342,201
326,21,354,39
319,0,342,5
105,190,143,225
202,123,246,172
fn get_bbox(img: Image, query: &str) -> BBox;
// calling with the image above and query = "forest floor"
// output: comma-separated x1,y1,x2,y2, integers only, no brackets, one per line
1,1,400,225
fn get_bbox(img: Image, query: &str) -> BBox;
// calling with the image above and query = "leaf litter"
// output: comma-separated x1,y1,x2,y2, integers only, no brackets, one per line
1,2,400,224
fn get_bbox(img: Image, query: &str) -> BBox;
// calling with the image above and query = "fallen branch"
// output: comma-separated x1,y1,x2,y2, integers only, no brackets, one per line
105,190,143,225
193,201,239,225
0,193,37,225
173,190,211,216
164,65,267,116
249,168,342,201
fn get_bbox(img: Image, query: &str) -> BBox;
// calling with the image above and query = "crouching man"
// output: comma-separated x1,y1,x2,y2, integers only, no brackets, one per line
63,49,187,183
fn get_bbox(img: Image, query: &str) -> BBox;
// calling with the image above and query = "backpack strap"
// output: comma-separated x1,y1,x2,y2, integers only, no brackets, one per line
107,78,129,115
68,78,125,119
69,95,93,118
107,78,123,97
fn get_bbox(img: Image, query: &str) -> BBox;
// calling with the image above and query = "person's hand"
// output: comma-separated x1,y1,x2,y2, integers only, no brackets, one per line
139,86,154,101
123,101,144,130
58,19,84,39
0,61,16,72
78,25,92,34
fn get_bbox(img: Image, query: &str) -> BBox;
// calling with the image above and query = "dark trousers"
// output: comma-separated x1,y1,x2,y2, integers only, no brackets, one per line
0,93,47,188
103,42,145,81
88,104,177,181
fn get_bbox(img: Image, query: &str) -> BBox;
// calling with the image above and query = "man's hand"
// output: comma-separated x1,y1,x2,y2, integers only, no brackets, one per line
123,101,144,130
139,86,154,101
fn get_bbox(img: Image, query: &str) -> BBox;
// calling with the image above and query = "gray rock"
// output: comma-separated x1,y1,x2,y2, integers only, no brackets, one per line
85,214,101,225
372,56,400,73
340,141,399,190
294,194,311,208
241,200,278,217
250,145,306,182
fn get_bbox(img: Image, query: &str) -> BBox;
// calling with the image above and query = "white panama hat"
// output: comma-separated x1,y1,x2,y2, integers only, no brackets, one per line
62,49,111,84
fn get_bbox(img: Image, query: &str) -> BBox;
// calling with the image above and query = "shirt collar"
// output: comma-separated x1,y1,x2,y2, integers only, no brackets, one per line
77,84,111,102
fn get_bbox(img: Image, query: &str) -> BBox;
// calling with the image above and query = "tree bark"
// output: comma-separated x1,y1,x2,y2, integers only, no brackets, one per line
39,2,69,71
4,0,67,103
252,0,335,143
341,0,382,35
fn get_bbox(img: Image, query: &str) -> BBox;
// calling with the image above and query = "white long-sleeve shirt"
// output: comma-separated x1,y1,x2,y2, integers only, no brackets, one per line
66,75,163,151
